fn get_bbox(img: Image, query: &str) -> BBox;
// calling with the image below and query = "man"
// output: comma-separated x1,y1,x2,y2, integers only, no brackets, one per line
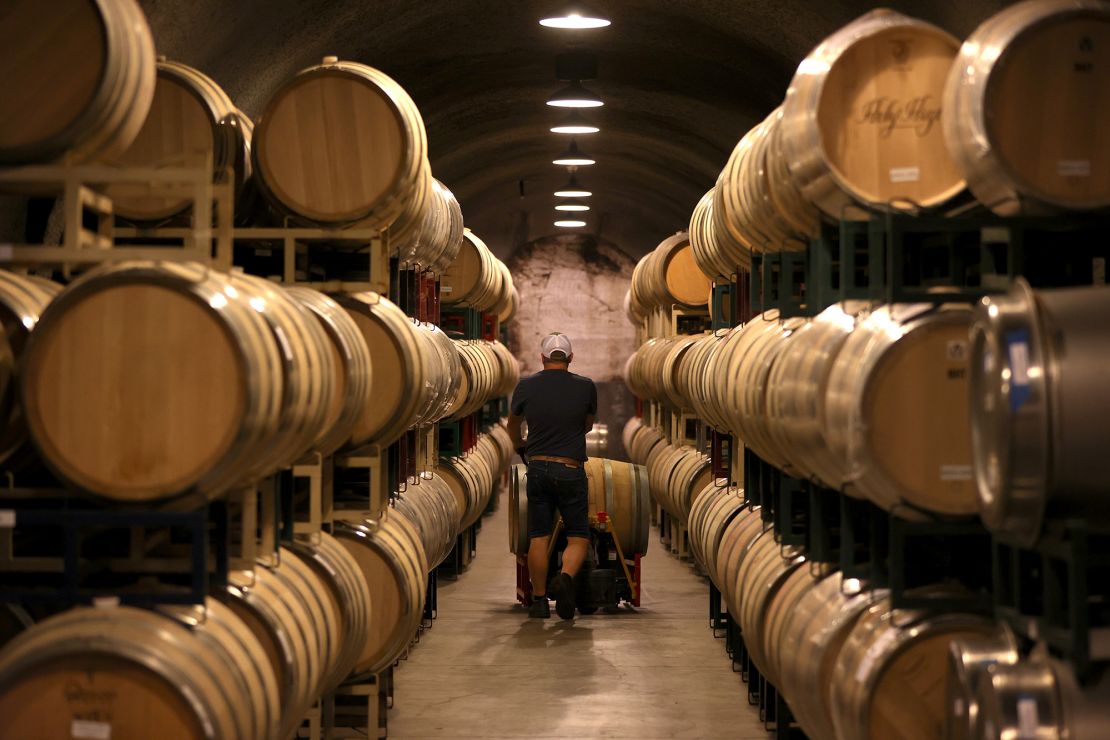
507,332,597,620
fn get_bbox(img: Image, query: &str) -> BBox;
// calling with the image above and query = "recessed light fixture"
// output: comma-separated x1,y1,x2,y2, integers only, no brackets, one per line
553,139,595,166
539,12,611,29
554,173,592,198
551,111,599,135
555,219,588,227
546,80,603,108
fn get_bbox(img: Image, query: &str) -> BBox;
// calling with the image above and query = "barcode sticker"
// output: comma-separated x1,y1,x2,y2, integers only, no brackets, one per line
941,465,973,481
1017,696,1038,738
890,166,921,183
440,286,453,294
1007,330,1033,413
0,510,13,527
71,719,111,739
1058,160,1091,177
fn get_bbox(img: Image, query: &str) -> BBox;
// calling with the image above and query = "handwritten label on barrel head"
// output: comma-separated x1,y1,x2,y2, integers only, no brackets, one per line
0,509,14,527
71,719,111,739
1006,330,1032,413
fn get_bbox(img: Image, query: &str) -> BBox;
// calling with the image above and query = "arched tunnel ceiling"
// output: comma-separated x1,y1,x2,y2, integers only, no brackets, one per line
138,0,1006,259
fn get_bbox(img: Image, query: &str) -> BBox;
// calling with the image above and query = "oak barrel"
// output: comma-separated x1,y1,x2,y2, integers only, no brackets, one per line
828,592,998,740
781,10,964,218
253,58,427,228
441,229,504,311
944,0,1110,214
0,602,279,740
21,262,286,501
824,303,977,518
0,0,156,165
335,509,428,678
104,59,246,221
944,627,1020,740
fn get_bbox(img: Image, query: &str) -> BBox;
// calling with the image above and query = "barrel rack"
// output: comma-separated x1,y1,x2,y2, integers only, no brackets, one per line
0,160,517,739
667,207,1110,739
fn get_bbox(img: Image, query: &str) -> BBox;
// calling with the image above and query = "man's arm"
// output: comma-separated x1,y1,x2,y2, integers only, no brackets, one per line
507,413,525,451
584,380,598,432
584,414,595,433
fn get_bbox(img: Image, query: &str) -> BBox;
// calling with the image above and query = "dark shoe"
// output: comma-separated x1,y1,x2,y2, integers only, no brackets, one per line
552,572,576,620
528,596,550,619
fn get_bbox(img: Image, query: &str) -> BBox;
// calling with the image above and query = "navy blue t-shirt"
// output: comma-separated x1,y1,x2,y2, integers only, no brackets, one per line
511,369,598,461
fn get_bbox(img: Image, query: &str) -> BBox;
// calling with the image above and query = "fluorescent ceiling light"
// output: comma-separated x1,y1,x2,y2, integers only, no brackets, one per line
554,219,588,227
551,111,599,134
553,139,595,166
540,13,611,29
546,80,603,108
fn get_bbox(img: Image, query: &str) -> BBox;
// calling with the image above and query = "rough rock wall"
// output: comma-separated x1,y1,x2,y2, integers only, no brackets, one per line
506,234,637,461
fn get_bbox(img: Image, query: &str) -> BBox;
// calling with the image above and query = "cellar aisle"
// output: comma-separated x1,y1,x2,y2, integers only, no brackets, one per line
388,495,766,739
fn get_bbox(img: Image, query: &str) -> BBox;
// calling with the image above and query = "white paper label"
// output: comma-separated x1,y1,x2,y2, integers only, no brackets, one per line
440,286,453,294
890,166,921,183
93,596,120,609
71,719,111,739
0,509,13,527
1017,696,1038,738
1058,160,1091,177
941,465,973,481
1009,341,1030,385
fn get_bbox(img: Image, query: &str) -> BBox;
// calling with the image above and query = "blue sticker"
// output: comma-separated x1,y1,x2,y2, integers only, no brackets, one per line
1005,329,1031,413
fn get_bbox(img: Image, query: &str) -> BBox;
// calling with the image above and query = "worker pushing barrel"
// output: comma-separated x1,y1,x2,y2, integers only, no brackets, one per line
507,332,597,619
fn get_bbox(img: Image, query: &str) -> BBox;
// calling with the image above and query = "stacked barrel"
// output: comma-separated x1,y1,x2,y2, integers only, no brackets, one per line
0,2,522,738
625,3,1110,740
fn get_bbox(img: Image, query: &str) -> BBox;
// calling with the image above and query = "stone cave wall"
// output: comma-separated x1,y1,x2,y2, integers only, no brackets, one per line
506,234,637,461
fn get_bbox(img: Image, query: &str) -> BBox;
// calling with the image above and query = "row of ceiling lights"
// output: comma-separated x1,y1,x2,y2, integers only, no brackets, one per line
539,8,610,229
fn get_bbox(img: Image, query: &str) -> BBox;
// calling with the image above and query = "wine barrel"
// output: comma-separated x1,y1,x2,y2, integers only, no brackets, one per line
648,233,712,309
690,188,750,280
684,331,732,434
158,598,281,740
945,627,1020,740
439,452,491,530
0,271,61,470
0,604,32,653
828,592,999,740
289,533,373,692
285,287,373,455
22,262,285,501
446,340,498,420
226,564,322,740
104,59,246,222
412,321,462,427
626,421,664,466
0,0,156,165
970,279,1110,545
781,9,964,218
253,58,427,229
764,301,868,489
824,303,977,519
335,509,428,678
974,657,1110,740
488,423,515,478
760,564,833,691
489,340,520,399
621,417,643,459
584,457,651,554
687,483,746,590
490,261,517,324
660,333,705,411
733,532,805,679
0,602,277,740
338,291,427,448
585,422,609,457
777,574,876,740
394,177,465,273
441,229,503,311
229,272,335,475
395,473,462,568
664,447,714,525
717,505,767,621
944,0,1110,215
715,109,816,254
509,458,650,555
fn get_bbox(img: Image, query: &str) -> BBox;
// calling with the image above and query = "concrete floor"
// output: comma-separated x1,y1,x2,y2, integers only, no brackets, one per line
388,498,768,739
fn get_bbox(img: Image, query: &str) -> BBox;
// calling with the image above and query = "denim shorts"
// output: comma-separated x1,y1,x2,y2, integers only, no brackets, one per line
526,460,590,539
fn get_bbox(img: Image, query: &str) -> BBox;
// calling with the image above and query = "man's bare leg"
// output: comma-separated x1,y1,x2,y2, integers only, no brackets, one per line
561,536,589,577
528,535,550,596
